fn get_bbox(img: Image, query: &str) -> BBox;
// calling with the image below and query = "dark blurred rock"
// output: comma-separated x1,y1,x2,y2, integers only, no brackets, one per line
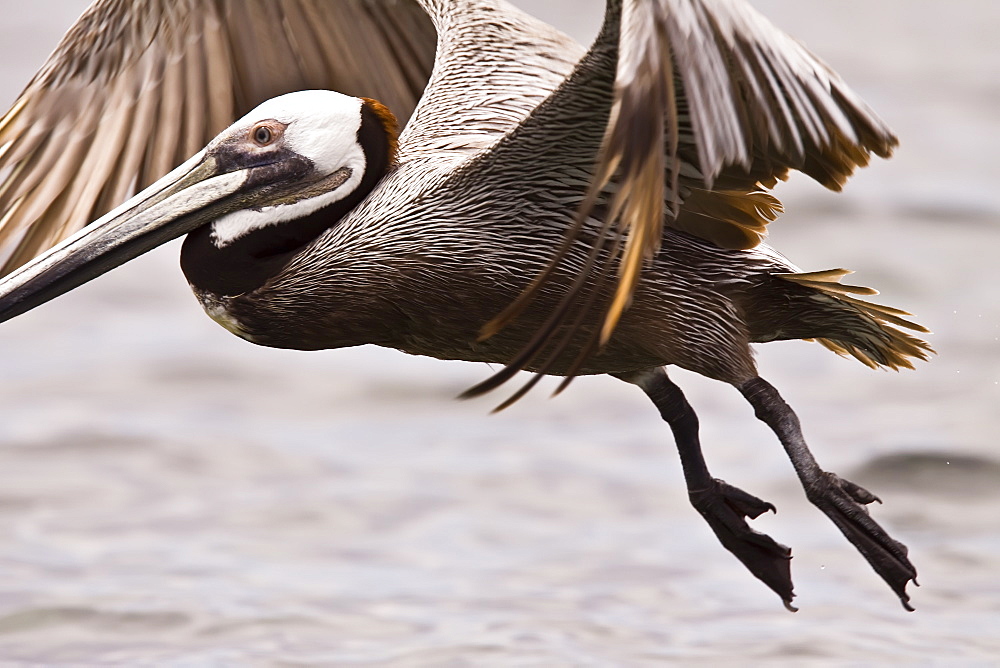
853,451,1000,497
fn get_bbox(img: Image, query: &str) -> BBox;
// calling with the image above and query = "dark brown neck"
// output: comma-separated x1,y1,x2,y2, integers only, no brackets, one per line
180,99,397,297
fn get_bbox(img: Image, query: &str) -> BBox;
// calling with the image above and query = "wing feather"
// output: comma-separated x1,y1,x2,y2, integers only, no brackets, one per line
576,0,899,343
397,0,582,165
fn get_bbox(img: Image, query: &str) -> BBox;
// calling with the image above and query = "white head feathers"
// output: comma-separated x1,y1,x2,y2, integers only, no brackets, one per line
209,91,368,247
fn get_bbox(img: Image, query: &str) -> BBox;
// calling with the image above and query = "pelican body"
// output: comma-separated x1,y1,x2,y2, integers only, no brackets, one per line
0,0,930,610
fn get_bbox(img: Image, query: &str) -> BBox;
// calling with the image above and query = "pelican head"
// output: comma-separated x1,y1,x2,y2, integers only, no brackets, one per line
0,90,398,323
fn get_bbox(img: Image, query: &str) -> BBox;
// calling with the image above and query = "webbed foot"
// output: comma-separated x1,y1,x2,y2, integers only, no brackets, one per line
691,478,796,611
805,471,917,611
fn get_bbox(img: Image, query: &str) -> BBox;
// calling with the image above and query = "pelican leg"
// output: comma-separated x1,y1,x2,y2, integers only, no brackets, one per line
738,377,917,611
617,368,795,609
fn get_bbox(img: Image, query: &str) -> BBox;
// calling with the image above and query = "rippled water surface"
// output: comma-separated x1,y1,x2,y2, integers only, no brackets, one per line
0,0,998,664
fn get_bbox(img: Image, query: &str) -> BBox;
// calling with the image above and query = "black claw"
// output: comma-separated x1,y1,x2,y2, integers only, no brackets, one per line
690,478,795,608
705,480,777,519
833,474,882,505
806,472,917,611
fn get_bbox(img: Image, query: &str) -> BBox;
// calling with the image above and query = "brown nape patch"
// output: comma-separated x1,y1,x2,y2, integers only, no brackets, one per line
360,97,399,166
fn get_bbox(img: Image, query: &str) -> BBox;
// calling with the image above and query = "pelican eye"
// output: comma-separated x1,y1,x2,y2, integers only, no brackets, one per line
252,125,274,146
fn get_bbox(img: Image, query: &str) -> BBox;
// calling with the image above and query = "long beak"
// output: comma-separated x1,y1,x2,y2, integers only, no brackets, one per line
0,152,251,325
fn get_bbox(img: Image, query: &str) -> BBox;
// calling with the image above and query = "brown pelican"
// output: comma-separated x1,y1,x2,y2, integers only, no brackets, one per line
0,0,930,610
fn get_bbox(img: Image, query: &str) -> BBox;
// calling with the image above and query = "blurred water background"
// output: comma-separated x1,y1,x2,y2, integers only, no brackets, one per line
0,0,998,664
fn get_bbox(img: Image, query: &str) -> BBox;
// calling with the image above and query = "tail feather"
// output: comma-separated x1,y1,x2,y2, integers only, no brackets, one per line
773,269,933,370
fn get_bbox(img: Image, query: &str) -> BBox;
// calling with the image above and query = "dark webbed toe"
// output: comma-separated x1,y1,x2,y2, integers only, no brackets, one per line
690,478,796,611
805,471,917,611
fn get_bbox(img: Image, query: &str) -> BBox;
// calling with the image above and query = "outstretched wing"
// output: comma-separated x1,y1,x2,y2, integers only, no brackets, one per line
592,0,898,340
0,0,436,274
469,0,898,404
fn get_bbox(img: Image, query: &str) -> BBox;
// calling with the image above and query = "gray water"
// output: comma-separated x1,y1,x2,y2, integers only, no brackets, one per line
0,0,998,664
